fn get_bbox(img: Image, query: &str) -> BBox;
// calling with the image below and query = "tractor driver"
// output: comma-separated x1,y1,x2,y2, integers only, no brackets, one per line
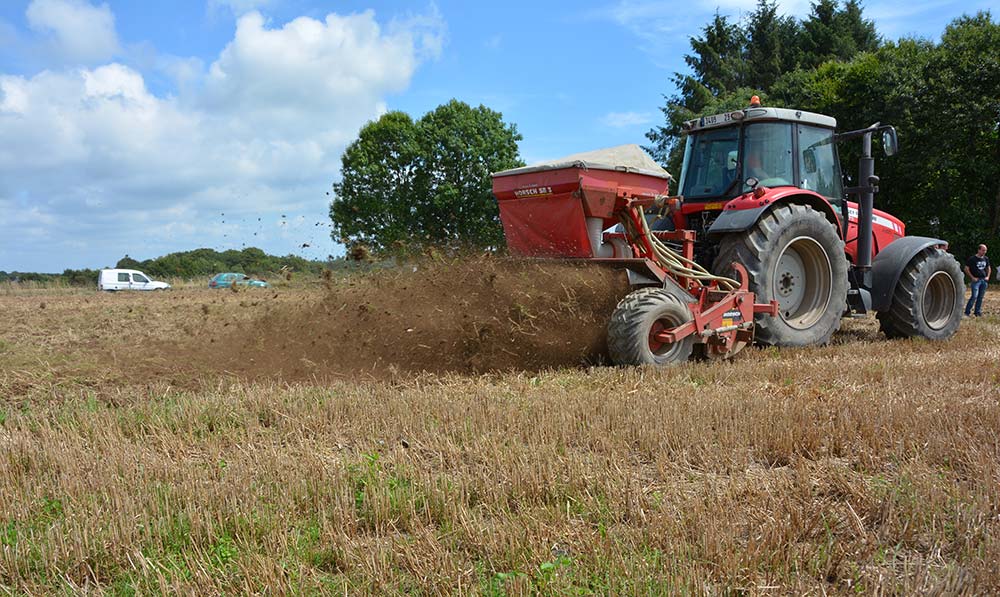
743,134,774,184
744,133,792,187
745,151,771,183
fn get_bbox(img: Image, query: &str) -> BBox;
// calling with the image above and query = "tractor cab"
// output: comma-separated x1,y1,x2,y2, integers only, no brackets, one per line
677,100,844,207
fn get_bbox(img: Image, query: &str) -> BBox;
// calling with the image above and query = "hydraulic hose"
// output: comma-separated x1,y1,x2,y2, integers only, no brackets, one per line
618,207,739,291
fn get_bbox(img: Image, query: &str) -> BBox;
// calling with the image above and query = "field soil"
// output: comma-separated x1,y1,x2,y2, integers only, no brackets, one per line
1,261,999,594
191,257,631,380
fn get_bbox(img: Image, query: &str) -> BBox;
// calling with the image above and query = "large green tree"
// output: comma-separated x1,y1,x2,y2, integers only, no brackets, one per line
687,12,747,96
745,1,794,90
799,0,879,69
328,111,420,253
330,100,523,253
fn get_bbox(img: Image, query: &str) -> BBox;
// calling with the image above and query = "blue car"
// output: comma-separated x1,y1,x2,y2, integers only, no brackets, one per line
209,272,270,289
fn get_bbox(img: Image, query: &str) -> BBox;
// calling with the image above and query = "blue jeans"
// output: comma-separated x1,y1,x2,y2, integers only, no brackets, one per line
966,279,987,316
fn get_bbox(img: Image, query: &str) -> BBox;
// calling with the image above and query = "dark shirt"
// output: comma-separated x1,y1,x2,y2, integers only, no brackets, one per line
966,254,990,279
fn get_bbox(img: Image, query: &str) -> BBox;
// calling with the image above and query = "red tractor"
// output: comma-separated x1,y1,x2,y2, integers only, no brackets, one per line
492,98,964,365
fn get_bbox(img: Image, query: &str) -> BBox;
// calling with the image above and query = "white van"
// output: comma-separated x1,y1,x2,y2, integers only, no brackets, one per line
98,269,171,291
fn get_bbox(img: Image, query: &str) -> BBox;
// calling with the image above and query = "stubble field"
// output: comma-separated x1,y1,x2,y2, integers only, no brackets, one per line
1,258,999,595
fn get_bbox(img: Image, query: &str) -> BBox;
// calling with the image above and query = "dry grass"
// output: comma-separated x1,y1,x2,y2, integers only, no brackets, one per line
1,281,999,595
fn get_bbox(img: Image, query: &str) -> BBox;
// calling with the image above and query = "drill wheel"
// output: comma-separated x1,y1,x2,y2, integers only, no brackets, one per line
608,287,695,366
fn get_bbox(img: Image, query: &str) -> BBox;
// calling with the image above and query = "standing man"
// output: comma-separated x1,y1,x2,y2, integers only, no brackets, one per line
964,244,991,317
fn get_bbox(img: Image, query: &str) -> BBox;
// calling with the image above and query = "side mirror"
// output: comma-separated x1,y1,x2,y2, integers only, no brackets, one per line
726,150,738,171
882,127,898,156
802,148,817,174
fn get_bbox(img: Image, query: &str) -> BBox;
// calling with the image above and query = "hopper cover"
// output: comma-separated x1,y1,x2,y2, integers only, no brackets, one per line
494,144,671,180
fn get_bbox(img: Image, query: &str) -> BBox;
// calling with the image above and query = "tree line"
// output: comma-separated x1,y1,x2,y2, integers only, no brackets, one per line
113,247,327,279
1,247,329,286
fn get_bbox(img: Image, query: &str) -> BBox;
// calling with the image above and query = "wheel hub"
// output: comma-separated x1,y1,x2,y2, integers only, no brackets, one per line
777,261,803,300
922,271,957,330
773,236,833,329
648,317,684,358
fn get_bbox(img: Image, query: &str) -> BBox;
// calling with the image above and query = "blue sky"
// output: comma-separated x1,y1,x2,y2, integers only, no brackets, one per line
1,0,994,272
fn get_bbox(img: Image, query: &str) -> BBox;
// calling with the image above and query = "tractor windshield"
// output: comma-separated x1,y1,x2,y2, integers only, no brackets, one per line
742,122,794,189
679,122,795,200
679,121,845,205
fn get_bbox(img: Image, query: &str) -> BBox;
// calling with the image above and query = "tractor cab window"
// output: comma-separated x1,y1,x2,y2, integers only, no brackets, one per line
797,125,843,206
679,121,794,200
678,127,740,199
741,122,793,191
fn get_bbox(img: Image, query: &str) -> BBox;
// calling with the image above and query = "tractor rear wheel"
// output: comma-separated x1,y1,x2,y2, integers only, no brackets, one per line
713,204,847,347
608,287,694,366
876,248,963,340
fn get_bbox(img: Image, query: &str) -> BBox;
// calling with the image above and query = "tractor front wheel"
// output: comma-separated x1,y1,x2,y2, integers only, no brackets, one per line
876,248,963,340
713,204,848,347
608,288,695,366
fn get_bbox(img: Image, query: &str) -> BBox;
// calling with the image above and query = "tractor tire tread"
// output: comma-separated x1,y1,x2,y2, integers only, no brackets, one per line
607,287,694,366
876,248,963,340
712,203,847,347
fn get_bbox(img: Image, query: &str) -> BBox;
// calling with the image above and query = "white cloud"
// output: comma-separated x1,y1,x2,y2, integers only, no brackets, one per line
26,0,119,64
602,110,656,128
203,11,419,120
0,6,446,271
